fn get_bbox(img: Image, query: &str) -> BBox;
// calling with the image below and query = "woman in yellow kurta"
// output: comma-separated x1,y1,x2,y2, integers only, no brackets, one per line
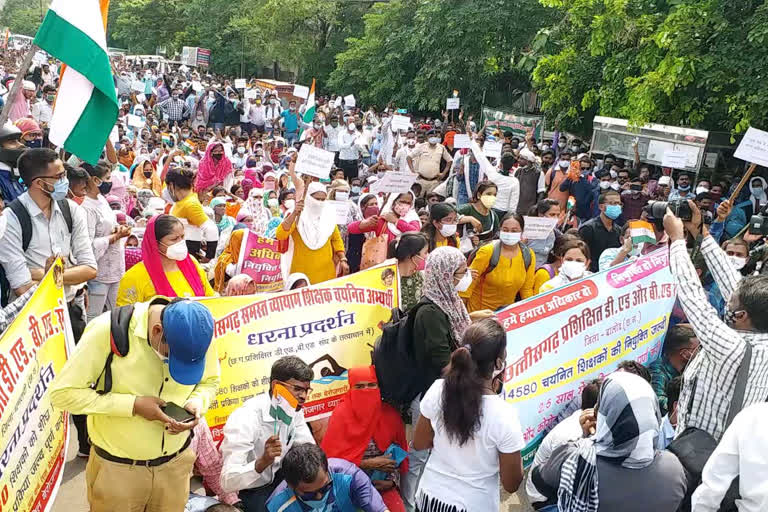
168,167,220,261
276,182,347,285
463,213,535,312
117,214,215,306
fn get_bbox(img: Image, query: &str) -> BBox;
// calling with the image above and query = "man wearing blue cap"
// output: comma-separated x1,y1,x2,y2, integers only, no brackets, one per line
50,297,220,512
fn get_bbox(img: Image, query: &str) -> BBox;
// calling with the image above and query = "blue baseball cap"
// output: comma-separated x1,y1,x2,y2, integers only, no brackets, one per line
162,300,214,385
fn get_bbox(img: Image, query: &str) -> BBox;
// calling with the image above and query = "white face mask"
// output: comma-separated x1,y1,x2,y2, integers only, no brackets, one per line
428,137,440,145
560,260,586,279
237,146,246,154
407,139,417,147
335,191,349,202
284,199,296,210
500,232,521,246
599,181,610,190
267,198,279,208
696,186,709,196
455,271,472,292
558,160,569,169
163,240,188,261
729,255,747,270
348,123,356,131
439,223,457,237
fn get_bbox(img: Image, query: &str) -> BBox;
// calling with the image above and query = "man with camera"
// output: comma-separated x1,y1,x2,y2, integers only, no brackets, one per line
663,201,768,442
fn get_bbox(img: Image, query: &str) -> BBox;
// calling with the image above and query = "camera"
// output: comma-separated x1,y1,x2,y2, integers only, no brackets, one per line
644,199,692,221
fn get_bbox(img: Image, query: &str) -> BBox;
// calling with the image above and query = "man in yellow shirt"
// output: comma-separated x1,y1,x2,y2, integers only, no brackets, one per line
50,297,220,512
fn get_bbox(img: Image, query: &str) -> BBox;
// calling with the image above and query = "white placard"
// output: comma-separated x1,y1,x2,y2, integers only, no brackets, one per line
109,126,120,144
245,89,260,100
294,85,309,99
191,81,203,92
522,216,558,241
734,126,768,168
661,151,688,169
344,94,356,108
446,98,460,110
673,143,699,168
646,140,675,162
370,172,418,194
483,140,502,160
235,79,247,89
453,134,471,149
295,144,336,179
327,200,350,224
136,93,146,104
391,115,410,132
131,80,144,92
127,114,145,128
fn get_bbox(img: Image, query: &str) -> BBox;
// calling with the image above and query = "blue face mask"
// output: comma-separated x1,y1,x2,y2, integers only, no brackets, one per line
351,186,361,195
25,139,43,148
604,204,622,220
298,488,331,510
48,177,70,201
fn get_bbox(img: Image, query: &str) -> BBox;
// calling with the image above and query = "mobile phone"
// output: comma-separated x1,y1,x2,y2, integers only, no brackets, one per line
162,402,195,423
364,206,379,219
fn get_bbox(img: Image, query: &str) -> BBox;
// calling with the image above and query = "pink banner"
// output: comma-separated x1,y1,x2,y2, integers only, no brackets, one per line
237,231,284,292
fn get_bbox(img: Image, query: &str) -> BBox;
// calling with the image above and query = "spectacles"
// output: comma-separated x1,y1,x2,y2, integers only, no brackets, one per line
278,381,312,396
297,478,332,501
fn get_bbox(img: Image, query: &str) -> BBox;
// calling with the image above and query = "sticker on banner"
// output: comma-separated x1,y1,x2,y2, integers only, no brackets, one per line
446,98,460,110
453,134,471,149
522,217,558,240
371,172,418,194
661,151,688,169
294,85,309,99
734,126,768,168
296,144,336,179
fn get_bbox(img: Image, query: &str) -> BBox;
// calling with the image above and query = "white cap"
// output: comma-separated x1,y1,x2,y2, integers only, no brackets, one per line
518,148,537,162
22,80,36,91
658,176,672,186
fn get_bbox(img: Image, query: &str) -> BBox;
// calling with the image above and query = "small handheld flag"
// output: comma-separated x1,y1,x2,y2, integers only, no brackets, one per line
629,220,656,246
270,383,298,435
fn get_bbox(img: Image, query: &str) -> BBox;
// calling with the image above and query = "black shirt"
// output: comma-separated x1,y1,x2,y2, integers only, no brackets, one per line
578,216,621,272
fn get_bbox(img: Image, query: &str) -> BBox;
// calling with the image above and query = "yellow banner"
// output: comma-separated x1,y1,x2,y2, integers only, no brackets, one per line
200,262,399,441
0,261,71,512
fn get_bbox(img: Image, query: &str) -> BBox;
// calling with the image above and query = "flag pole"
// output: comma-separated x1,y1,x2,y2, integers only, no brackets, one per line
0,44,39,126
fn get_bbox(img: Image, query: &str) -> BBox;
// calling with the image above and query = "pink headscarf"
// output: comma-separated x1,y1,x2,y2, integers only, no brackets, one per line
141,216,205,297
195,143,233,192
241,178,255,199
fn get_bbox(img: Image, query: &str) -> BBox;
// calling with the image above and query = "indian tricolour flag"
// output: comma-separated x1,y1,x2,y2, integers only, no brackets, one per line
301,78,316,126
33,0,118,165
629,220,656,245
269,383,299,432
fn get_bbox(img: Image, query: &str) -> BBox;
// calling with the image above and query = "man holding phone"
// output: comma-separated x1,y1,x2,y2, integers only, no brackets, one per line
50,298,220,512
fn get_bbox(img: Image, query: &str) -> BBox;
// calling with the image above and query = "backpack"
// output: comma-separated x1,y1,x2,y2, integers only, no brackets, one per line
467,240,533,277
373,299,436,406
91,305,134,394
0,198,74,306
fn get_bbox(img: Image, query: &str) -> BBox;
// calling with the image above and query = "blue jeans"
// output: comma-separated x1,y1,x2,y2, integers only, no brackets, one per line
402,395,430,512
285,130,299,146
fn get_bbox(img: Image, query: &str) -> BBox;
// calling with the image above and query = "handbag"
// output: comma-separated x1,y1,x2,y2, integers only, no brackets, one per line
668,343,751,512
360,224,388,270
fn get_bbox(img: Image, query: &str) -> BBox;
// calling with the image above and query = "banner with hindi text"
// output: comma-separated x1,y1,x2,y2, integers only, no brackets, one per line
496,249,676,466
201,262,399,441
236,232,285,293
0,261,72,512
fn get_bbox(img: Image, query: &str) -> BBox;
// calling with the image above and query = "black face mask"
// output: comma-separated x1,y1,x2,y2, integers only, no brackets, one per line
98,181,113,195
143,170,153,178
0,147,26,167
212,153,223,160
25,139,43,148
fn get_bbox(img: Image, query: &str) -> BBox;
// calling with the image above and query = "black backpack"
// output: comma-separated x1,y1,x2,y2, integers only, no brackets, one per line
373,299,435,406
0,198,73,306
467,240,533,277
91,305,134,394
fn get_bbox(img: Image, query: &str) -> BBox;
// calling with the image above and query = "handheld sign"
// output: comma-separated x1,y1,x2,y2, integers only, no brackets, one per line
295,144,336,180
235,78,247,89
734,127,768,168
371,172,418,194
327,200,350,224
453,134,471,149
446,98,460,110
522,216,558,241
245,89,260,100
391,115,410,132
109,126,119,144
136,93,147,104
344,94,356,108
483,140,502,160
127,114,145,128
661,151,688,169
131,80,144,92
294,84,309,99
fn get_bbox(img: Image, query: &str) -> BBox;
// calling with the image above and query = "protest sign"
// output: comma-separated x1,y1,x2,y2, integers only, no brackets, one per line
734,126,768,168
200,262,399,440
446,98,460,110
370,172,418,194
131,80,144,92
344,94,356,108
0,260,72,512
136,93,146,104
482,108,544,141
234,78,247,89
483,140,502,160
522,216,557,240
294,85,309,99
109,126,119,144
296,144,336,180
661,150,688,169
496,249,675,466
191,81,203,92
127,114,145,128
236,231,285,293
453,134,471,149
391,115,410,132
327,200,350,224
245,89,259,100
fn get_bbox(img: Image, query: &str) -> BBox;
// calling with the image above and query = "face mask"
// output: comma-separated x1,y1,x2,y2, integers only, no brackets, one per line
313,123,322,129
604,204,622,219
413,255,426,271
571,145,579,152
289,106,296,111
297,488,331,511
729,255,747,270
98,181,113,195
237,146,246,155
46,94,55,102
44,177,70,201
208,92,215,99
151,338,169,364
25,139,43,148
599,181,610,190
351,186,361,195
163,240,188,261
678,184,690,191
348,123,356,131
696,186,709,195
750,186,763,197
335,191,349,202
500,232,521,246
171,94,179,99
212,153,223,160
558,142,566,149
393,203,410,216
455,271,472,292
284,199,296,210
267,198,279,208
439,223,457,237
558,160,569,169
480,195,497,209
560,260,586,280
143,170,153,178
428,137,440,145
541,144,550,151
407,139,417,147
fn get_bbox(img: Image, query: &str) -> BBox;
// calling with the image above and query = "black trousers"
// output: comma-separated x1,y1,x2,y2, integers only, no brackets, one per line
68,299,90,453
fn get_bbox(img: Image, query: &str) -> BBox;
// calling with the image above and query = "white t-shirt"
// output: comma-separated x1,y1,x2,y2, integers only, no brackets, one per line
416,379,524,512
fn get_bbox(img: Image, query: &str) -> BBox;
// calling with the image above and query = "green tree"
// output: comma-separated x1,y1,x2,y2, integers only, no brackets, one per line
0,0,49,37
533,0,768,135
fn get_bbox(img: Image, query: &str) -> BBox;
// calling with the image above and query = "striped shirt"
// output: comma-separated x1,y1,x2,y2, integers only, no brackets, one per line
670,237,768,441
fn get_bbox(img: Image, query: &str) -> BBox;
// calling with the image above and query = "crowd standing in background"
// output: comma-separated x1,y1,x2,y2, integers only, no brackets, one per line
1,48,768,512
